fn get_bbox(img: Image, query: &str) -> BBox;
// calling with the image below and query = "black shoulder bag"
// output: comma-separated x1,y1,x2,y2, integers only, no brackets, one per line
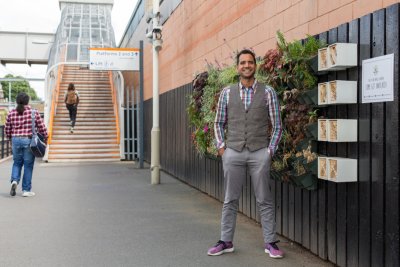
30,110,47,157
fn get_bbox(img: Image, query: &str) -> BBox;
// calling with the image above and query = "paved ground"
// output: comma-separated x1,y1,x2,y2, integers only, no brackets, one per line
0,158,334,267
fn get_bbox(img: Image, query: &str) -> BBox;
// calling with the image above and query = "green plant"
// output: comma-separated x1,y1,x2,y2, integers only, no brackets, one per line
188,64,238,156
260,31,324,95
307,109,319,123
187,32,324,190
258,31,324,189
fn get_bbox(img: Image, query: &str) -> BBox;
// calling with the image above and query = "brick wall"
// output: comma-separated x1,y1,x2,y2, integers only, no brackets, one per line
142,0,400,100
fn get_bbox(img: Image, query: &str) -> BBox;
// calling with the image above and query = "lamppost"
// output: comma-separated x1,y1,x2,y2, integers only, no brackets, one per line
148,0,163,184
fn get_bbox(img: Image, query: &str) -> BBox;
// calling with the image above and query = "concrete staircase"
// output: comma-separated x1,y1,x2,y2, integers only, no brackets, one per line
47,65,120,162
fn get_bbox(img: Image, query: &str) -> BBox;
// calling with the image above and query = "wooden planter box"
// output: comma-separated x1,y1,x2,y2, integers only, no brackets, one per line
328,80,357,104
319,81,357,105
318,82,328,105
318,119,357,142
318,156,357,182
318,119,328,141
328,119,357,142
318,47,329,71
318,43,357,71
318,157,328,180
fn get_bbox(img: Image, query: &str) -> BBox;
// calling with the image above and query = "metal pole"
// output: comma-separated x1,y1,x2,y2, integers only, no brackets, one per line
151,0,162,184
8,82,11,110
126,86,130,160
132,86,136,160
139,40,144,168
135,85,138,159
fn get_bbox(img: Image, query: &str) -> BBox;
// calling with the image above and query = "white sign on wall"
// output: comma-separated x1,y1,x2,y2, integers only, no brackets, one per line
362,53,394,103
89,48,140,71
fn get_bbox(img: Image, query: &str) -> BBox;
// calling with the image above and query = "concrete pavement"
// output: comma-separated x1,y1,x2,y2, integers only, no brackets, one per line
0,159,333,267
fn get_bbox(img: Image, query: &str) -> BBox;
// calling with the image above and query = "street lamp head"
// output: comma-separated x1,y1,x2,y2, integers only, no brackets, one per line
154,30,162,40
148,25,162,40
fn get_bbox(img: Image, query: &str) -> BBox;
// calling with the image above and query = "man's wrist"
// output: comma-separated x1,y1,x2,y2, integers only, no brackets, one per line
216,142,225,150
268,147,274,156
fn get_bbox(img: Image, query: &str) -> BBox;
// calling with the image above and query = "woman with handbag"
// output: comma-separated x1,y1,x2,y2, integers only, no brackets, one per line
5,92,48,197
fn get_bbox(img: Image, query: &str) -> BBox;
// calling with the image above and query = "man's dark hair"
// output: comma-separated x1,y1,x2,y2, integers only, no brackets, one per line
16,92,30,115
236,49,256,65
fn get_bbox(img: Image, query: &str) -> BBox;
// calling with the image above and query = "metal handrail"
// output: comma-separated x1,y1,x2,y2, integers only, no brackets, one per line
47,63,64,145
109,71,120,144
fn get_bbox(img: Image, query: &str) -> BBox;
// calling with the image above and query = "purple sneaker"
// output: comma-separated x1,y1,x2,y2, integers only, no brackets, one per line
265,241,284,258
207,240,234,256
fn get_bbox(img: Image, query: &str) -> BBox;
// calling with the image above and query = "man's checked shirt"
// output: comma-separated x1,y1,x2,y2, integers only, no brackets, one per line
5,106,48,140
214,80,282,154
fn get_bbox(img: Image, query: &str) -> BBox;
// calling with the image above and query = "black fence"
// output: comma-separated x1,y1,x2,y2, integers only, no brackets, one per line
0,125,11,159
143,4,399,266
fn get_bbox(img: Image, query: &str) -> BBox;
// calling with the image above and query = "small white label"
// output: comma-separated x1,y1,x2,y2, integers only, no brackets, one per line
362,54,394,103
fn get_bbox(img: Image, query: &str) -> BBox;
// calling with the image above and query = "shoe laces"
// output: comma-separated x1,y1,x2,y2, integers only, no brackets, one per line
216,240,228,248
268,240,280,250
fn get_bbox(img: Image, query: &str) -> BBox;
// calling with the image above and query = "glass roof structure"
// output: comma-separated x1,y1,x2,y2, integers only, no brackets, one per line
48,1,116,68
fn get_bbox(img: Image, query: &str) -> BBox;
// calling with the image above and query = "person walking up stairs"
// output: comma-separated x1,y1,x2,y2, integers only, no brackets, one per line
48,66,120,162
64,83,80,133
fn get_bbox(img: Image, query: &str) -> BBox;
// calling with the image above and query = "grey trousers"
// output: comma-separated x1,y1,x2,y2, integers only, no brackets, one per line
220,147,276,244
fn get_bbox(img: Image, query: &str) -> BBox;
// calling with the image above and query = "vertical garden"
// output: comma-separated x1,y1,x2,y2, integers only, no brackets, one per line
187,32,325,190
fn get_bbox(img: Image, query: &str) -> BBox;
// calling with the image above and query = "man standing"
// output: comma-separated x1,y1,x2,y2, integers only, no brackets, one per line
208,49,283,258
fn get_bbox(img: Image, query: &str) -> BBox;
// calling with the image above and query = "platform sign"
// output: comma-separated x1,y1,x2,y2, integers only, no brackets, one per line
89,48,140,71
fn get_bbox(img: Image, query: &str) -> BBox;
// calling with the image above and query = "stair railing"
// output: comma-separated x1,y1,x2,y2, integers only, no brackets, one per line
109,71,120,144
46,64,64,145
109,70,125,159
44,61,91,146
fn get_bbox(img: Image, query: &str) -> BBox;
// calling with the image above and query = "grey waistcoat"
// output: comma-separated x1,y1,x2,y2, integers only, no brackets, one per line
226,83,269,152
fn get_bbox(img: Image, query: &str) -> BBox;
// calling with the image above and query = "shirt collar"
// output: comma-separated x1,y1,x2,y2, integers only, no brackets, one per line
239,79,257,91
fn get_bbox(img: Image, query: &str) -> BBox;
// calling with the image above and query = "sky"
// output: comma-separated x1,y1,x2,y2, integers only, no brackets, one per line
0,0,137,100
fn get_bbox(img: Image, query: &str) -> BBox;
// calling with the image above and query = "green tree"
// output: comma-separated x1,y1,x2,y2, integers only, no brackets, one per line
1,74,39,101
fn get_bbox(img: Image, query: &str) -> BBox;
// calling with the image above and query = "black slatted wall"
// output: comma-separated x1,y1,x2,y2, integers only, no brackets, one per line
143,4,399,266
